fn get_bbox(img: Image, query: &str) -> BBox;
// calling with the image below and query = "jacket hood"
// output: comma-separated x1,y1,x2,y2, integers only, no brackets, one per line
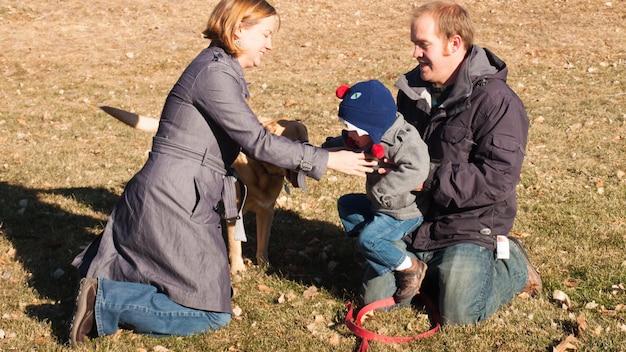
396,45,508,114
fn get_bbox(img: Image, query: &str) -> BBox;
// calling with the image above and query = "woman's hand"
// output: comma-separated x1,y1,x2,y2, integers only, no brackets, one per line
327,150,378,177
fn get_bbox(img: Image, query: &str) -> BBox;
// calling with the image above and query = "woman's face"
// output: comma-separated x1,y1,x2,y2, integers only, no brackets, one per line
236,15,278,69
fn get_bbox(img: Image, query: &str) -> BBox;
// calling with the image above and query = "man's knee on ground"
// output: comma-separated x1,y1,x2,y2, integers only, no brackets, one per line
441,306,488,326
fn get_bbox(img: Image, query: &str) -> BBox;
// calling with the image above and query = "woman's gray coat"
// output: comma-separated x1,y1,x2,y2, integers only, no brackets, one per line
72,46,328,314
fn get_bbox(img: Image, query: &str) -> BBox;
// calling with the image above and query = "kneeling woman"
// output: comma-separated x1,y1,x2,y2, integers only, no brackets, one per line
69,0,375,345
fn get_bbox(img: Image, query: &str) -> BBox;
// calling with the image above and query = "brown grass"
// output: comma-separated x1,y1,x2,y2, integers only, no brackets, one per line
1,0,625,351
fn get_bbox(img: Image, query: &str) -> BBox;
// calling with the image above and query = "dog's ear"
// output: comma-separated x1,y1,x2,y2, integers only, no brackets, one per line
263,119,283,135
274,120,309,143
286,169,301,189
293,121,308,143
264,119,309,143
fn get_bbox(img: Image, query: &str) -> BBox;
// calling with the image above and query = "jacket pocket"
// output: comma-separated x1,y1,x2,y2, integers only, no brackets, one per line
440,124,466,143
489,133,522,172
438,124,473,161
190,177,211,224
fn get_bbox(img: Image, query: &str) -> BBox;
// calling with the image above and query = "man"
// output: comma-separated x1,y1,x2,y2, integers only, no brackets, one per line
350,1,542,325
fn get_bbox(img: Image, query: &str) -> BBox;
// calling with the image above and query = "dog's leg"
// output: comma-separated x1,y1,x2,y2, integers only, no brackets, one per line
255,207,275,267
227,221,247,274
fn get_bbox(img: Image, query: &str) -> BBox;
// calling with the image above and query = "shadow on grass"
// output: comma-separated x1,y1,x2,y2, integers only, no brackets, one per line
234,207,365,300
0,181,119,342
0,180,366,344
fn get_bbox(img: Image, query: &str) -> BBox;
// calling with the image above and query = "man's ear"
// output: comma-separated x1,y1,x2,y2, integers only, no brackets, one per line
449,35,463,54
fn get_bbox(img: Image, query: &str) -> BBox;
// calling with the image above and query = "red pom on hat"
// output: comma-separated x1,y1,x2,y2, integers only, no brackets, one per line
371,144,385,159
336,84,350,99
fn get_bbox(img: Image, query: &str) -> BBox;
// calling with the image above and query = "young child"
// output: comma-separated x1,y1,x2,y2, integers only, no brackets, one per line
334,80,430,304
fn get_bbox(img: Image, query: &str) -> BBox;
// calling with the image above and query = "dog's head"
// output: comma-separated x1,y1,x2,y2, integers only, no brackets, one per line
262,119,309,188
263,119,308,144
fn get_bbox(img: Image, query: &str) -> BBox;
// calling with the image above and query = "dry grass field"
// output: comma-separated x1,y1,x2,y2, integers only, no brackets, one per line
1,0,625,351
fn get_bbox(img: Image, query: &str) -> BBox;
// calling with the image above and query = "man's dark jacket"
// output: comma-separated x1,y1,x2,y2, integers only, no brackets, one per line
396,45,529,251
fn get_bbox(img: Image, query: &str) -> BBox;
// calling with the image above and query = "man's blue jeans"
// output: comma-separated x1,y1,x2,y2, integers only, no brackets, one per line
360,240,528,325
94,278,231,337
338,193,423,275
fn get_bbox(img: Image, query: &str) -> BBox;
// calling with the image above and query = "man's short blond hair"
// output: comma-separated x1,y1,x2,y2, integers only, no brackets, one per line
413,1,474,50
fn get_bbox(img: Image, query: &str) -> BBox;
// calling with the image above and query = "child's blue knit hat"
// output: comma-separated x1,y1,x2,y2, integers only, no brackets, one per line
336,79,397,145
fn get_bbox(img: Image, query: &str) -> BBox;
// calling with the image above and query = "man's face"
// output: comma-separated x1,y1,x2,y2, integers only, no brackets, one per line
410,14,456,87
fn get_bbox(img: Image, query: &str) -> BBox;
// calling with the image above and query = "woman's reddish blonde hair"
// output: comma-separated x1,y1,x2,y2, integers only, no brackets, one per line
202,0,280,57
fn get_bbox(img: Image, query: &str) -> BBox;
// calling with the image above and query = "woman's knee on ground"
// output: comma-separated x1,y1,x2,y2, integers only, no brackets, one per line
205,312,231,332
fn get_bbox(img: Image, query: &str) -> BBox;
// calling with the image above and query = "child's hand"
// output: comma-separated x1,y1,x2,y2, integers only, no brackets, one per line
375,157,399,174
375,158,424,190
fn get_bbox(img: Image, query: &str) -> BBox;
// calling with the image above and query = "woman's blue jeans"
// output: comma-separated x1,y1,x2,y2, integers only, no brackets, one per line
94,278,231,337
338,193,422,275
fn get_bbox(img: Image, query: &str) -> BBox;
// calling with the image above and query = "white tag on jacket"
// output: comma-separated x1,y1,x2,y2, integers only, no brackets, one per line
496,235,510,260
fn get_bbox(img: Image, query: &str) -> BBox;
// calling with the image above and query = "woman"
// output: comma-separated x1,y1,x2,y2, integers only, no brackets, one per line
69,0,376,345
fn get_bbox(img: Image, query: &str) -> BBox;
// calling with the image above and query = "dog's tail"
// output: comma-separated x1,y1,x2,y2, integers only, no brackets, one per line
100,105,159,132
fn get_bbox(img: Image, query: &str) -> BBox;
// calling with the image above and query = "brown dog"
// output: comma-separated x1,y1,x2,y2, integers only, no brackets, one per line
228,119,308,273
100,106,308,274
